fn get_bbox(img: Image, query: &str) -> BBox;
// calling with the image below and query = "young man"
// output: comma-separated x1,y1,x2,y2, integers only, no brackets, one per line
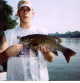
0,0,55,80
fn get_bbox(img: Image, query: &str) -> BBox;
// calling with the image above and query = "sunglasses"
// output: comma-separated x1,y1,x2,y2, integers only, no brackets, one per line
19,6,31,12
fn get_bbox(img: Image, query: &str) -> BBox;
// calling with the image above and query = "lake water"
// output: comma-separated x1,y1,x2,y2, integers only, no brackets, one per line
48,38,80,81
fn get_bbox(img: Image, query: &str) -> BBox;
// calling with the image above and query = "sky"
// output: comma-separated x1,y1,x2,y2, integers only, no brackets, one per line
5,0,80,33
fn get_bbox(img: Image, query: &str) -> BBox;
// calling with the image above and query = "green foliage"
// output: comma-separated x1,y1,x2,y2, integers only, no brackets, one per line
49,31,80,38
0,0,17,31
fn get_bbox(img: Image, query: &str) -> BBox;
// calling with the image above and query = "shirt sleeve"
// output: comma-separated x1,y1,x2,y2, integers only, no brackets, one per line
4,29,18,46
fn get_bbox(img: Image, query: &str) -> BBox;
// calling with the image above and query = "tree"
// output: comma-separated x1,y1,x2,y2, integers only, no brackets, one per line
0,0,17,32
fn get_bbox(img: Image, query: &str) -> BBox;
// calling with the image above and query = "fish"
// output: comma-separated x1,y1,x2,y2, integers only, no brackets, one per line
19,34,76,63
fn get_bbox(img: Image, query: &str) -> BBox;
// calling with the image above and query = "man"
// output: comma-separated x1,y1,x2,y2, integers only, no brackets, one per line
0,0,55,80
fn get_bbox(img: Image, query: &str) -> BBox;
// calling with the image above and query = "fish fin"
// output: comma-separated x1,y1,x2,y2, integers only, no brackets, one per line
52,50,58,56
49,35,62,43
63,48,76,63
17,36,21,39
55,37,62,43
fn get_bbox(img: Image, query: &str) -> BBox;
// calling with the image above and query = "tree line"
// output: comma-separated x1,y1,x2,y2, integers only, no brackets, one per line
49,31,80,38
0,0,17,32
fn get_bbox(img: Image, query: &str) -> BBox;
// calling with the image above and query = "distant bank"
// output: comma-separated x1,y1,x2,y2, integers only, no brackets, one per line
49,31,80,38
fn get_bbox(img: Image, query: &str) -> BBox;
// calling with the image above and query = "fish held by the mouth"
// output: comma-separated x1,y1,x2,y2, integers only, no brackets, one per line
19,34,76,63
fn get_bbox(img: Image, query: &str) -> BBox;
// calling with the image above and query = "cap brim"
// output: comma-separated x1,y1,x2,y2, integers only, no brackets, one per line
18,4,32,9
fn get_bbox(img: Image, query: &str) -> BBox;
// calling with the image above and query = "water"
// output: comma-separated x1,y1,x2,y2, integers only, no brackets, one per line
48,38,80,81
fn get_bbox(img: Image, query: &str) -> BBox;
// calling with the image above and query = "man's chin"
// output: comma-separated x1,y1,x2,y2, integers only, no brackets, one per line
23,20,31,23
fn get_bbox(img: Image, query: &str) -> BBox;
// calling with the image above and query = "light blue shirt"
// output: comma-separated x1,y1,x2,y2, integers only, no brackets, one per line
5,26,49,81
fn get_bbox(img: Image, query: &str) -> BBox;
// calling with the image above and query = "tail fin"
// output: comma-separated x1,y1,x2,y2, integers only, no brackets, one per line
63,48,76,63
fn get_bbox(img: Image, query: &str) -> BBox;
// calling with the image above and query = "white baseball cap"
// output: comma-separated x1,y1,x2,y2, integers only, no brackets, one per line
18,0,32,9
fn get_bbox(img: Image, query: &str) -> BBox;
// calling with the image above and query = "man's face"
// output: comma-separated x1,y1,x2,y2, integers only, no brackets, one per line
18,6,33,23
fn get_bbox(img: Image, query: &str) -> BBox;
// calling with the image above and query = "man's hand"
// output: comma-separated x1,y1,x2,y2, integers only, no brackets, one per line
38,45,56,62
5,44,23,56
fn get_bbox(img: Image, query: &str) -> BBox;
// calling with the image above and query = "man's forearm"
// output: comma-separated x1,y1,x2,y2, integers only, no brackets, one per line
0,51,9,65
